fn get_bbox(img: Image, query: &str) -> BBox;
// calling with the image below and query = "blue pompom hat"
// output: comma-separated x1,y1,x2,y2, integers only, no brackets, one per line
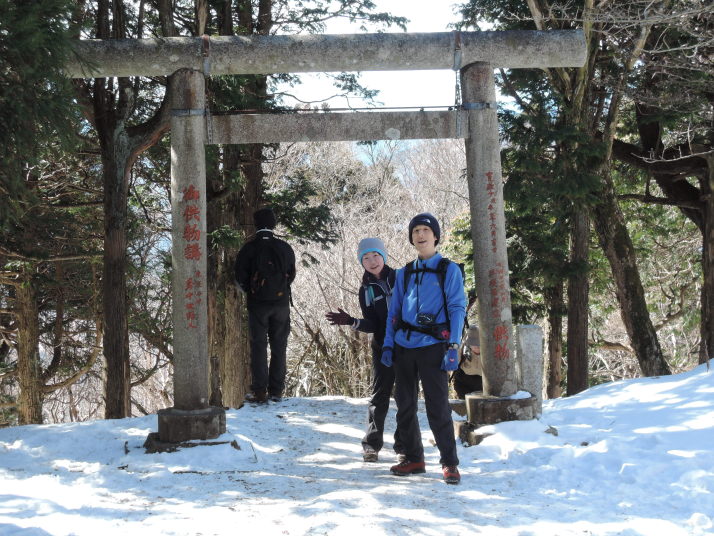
357,237,387,265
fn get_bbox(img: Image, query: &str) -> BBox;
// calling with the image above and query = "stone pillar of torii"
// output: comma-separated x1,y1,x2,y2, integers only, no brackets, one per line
65,30,586,444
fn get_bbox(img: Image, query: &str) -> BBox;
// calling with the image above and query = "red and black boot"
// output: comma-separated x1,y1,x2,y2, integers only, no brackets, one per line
390,459,426,476
442,465,461,484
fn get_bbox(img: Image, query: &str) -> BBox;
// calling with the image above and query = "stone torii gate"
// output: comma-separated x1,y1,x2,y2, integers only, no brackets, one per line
66,30,586,443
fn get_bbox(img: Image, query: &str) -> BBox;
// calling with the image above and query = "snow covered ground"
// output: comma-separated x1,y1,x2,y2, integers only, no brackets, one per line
1,364,712,536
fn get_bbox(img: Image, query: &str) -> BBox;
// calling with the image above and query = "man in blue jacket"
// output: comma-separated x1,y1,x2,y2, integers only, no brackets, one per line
381,213,466,484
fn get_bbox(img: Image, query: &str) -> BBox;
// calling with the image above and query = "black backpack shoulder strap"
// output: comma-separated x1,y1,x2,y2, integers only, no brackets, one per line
439,258,469,342
403,257,451,292
436,257,451,326
436,257,450,277
402,260,415,290
399,261,416,334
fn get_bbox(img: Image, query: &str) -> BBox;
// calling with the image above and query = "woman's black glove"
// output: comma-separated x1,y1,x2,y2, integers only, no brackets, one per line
325,308,354,326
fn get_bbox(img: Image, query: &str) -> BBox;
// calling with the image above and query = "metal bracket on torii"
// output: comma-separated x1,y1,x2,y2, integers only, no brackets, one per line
66,30,586,443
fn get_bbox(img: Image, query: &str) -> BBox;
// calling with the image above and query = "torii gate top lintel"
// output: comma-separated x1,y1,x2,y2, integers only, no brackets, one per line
65,30,586,79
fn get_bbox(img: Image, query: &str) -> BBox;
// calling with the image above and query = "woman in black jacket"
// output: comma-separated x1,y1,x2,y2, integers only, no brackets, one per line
326,238,404,462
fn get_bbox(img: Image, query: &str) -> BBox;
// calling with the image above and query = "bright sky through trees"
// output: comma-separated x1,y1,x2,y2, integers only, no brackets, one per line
277,0,461,110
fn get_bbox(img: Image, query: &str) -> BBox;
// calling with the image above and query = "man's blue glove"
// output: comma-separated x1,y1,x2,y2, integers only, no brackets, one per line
441,347,459,371
381,346,393,367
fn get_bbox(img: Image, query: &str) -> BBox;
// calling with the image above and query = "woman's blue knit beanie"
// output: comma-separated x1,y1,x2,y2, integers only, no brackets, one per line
357,237,387,264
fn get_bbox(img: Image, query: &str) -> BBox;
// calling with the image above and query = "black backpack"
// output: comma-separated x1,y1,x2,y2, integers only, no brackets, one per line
249,238,289,302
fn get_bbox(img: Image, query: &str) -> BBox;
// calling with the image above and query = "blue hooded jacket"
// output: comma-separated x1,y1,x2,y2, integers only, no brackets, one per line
383,252,466,349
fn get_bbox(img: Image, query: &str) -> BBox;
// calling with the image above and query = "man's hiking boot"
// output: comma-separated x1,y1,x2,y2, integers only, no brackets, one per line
362,447,379,462
269,393,282,403
390,460,426,476
396,453,407,463
245,390,268,404
442,465,461,485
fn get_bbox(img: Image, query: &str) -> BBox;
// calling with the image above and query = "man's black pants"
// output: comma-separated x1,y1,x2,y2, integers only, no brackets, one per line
248,302,290,397
393,342,459,467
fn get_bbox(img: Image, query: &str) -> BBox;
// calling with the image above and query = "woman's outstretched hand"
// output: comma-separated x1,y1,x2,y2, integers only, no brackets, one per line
325,308,354,326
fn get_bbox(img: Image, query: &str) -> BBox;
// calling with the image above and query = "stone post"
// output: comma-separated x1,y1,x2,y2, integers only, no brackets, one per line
515,325,544,417
461,62,517,398
170,69,209,410
153,68,225,445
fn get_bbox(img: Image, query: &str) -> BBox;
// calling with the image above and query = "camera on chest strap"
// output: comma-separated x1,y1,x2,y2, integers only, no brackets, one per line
416,312,437,326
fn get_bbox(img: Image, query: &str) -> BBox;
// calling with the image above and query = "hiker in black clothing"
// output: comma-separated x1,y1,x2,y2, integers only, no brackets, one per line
235,208,296,403
325,237,405,462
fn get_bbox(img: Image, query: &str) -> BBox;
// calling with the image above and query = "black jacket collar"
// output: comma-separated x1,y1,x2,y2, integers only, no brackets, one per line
362,265,394,286
255,229,274,239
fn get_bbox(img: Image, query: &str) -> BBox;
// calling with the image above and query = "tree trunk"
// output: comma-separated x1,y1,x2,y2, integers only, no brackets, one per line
544,282,564,398
207,145,251,408
207,255,249,407
72,0,173,418
1,289,13,366
101,135,133,418
207,141,267,408
592,171,671,377
205,3,270,407
43,262,65,382
215,143,264,406
635,104,711,366
700,158,714,365
16,268,43,424
566,209,590,395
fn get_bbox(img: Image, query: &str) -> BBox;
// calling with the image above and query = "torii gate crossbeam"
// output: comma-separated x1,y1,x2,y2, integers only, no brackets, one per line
65,31,585,78
210,110,469,144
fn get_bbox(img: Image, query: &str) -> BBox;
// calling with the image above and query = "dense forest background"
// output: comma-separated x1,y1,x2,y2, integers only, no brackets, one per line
1,0,712,426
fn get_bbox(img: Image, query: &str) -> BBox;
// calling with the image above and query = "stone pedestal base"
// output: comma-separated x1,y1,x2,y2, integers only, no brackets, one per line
465,392,537,426
156,406,226,444
456,393,538,446
143,433,240,454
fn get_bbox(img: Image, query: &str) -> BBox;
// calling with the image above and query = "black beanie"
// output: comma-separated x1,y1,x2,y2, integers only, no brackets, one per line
253,207,276,230
408,212,440,245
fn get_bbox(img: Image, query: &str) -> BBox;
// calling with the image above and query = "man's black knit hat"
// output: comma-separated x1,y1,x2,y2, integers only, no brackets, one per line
408,212,440,245
253,207,276,230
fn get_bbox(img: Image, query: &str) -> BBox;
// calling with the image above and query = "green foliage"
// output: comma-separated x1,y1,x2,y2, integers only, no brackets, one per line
209,75,275,112
495,105,603,322
264,171,338,248
451,0,609,325
209,225,244,250
1,151,102,266
269,0,407,34
0,0,79,231
455,0,532,31
124,173,174,362
331,73,379,102
440,214,481,323
455,0,710,378
441,214,476,292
